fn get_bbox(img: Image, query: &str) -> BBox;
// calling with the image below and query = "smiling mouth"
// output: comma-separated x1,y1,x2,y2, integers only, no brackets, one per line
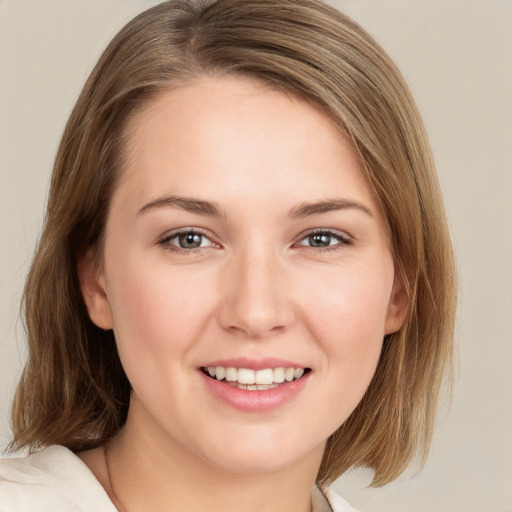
200,366,311,390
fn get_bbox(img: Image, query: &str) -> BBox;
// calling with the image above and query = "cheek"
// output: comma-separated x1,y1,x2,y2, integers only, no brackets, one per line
303,259,392,331
105,257,217,366
298,258,393,374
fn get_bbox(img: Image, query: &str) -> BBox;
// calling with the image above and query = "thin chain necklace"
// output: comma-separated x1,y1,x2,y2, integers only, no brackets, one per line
104,442,129,512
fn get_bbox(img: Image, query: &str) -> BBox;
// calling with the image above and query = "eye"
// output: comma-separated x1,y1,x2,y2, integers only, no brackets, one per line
296,230,351,250
160,229,217,253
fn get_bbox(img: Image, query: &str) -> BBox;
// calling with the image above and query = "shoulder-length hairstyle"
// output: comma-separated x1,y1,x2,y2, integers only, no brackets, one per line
11,0,456,487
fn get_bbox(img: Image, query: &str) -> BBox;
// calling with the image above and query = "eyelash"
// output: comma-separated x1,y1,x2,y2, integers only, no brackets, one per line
158,228,352,255
295,229,352,252
158,228,216,255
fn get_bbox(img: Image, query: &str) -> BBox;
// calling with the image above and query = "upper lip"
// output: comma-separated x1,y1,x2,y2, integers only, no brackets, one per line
199,357,307,371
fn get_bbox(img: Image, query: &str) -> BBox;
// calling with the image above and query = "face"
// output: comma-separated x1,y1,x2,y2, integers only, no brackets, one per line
80,76,406,475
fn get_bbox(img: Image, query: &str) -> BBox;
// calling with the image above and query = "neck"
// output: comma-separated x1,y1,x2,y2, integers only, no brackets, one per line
106,405,325,512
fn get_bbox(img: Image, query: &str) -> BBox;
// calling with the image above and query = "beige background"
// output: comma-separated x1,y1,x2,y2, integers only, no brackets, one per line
1,1,511,511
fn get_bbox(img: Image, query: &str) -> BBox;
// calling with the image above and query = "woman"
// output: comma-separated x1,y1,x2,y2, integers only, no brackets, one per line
0,1,456,511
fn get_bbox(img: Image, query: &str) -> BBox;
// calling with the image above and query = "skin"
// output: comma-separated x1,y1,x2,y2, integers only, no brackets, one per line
78,76,407,512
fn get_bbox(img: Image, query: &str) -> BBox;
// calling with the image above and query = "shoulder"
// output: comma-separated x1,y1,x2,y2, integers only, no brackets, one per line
0,445,116,512
325,486,366,512
313,485,365,512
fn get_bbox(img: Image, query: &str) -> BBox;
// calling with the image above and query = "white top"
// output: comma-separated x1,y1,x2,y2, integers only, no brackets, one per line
0,445,361,511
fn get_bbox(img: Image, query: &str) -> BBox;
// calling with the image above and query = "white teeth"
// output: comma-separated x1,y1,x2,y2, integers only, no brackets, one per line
237,368,255,384
225,367,237,382
255,368,274,385
205,366,307,388
273,367,285,383
257,384,279,390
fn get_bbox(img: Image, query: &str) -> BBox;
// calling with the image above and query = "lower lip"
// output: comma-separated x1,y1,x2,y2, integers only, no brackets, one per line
200,371,310,412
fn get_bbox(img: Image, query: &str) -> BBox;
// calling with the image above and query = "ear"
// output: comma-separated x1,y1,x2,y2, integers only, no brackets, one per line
77,249,113,330
384,273,409,335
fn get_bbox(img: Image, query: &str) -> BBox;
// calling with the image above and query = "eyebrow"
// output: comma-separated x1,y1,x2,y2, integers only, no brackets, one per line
137,195,373,219
288,199,374,219
138,195,224,217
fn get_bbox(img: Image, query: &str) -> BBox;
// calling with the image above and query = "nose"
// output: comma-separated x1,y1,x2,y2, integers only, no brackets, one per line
218,246,294,339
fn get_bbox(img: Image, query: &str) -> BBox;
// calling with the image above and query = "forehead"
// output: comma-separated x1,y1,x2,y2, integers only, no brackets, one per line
113,75,379,218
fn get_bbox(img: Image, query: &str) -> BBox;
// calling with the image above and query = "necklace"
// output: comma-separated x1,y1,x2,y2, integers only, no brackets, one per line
104,442,129,512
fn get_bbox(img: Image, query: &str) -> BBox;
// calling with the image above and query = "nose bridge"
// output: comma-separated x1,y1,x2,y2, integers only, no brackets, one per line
219,240,292,338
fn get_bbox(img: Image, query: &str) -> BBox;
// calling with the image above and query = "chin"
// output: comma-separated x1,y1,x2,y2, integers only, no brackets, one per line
195,428,325,476
205,450,304,475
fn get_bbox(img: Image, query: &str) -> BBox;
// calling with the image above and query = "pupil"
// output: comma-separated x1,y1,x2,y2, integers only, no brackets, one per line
179,233,201,248
310,234,330,247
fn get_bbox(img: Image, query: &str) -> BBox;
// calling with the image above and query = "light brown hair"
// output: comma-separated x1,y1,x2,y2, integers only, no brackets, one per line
10,0,457,487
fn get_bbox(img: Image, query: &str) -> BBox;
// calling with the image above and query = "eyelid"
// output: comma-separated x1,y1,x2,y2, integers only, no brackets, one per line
157,227,352,255
158,227,220,253
294,228,353,250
